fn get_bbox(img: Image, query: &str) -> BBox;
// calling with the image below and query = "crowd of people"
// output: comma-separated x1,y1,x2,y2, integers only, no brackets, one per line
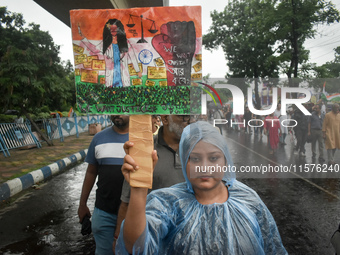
77,102,339,254
210,102,340,165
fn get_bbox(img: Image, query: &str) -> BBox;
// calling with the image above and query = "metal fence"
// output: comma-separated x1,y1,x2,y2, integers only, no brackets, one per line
0,114,111,157
0,121,41,157
42,114,111,141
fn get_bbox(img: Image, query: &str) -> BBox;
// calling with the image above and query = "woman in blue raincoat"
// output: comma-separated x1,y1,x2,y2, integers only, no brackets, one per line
116,121,287,255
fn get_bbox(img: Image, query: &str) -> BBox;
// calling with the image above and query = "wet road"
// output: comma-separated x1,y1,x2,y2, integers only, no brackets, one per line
0,127,339,254
0,164,96,255
223,128,340,254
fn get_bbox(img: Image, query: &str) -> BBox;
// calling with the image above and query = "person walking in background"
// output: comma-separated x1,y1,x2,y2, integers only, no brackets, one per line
78,115,129,255
292,106,309,157
225,105,232,130
213,107,225,134
274,102,287,145
279,113,288,145
264,113,281,154
254,112,264,137
308,104,325,162
321,101,326,115
235,114,244,132
243,106,253,133
274,102,281,118
230,112,237,131
322,103,340,165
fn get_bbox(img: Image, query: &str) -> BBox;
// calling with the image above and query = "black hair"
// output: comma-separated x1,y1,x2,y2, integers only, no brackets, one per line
102,19,128,56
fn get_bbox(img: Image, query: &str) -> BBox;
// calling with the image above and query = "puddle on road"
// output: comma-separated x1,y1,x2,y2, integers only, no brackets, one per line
0,209,95,255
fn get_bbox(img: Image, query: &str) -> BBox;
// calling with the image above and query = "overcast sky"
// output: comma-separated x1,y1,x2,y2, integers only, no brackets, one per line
2,0,340,78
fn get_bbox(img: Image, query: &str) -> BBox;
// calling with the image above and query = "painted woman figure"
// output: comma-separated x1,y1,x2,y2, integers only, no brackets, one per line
80,19,141,87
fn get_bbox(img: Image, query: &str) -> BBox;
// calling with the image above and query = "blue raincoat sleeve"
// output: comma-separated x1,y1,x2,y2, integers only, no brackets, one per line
256,196,287,254
230,181,287,254
115,188,175,255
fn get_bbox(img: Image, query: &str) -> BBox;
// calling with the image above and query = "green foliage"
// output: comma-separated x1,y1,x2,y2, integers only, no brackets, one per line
203,0,340,81
275,0,340,78
61,111,70,117
33,112,51,120
204,0,279,79
214,88,231,104
315,46,340,79
40,105,50,113
203,0,280,109
0,7,75,116
309,46,340,93
0,114,17,123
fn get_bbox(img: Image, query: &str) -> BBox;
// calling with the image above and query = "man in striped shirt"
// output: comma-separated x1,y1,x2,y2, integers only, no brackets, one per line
78,115,129,255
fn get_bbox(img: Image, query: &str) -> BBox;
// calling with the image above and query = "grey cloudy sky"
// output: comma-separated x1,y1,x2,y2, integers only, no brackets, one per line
2,0,340,78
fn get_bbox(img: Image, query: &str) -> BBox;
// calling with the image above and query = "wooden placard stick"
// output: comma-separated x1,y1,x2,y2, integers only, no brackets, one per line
128,115,153,189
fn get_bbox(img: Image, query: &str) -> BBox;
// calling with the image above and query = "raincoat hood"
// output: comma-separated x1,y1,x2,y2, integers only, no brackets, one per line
179,121,236,193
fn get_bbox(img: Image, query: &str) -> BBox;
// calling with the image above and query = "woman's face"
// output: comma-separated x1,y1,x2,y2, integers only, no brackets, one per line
109,24,118,36
186,141,225,192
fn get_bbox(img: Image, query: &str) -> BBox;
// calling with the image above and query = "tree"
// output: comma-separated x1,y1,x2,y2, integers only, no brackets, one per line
203,0,340,95
309,46,340,93
275,0,340,81
315,46,340,78
43,60,75,112
203,0,280,109
0,7,75,145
